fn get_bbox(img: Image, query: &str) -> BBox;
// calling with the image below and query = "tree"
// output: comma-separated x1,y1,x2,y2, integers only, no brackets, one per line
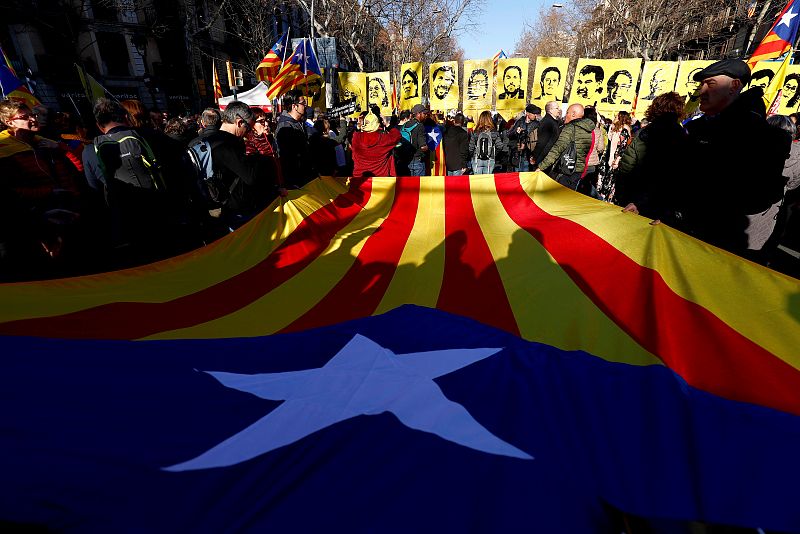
514,6,578,61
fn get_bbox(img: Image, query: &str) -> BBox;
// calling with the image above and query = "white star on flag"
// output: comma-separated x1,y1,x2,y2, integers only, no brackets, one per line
428,130,440,143
164,335,532,472
779,6,798,28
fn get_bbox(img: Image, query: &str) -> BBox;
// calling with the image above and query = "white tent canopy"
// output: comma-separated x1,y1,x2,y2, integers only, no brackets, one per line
218,82,273,111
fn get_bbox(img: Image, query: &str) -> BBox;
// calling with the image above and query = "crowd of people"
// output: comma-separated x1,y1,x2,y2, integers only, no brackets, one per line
1,58,798,282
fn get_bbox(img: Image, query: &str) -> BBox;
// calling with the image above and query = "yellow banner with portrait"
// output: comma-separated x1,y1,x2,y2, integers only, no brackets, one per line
776,64,800,115
675,60,714,116
463,59,493,115
366,71,392,117
571,59,639,114
429,61,459,111
299,68,326,112
530,57,569,110
746,60,784,93
399,62,422,111
495,58,529,120
337,71,366,118
635,61,678,117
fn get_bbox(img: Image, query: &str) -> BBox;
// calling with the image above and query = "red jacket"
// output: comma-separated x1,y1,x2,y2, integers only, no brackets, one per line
351,129,401,178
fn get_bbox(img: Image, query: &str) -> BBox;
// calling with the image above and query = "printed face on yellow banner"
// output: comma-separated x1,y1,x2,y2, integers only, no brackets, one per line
367,71,392,116
635,61,678,116
746,61,782,92
300,69,326,111
463,59,493,112
530,57,569,108
337,71,366,118
400,62,422,111
675,60,714,104
429,61,459,111
778,65,800,114
587,59,641,114
495,58,529,120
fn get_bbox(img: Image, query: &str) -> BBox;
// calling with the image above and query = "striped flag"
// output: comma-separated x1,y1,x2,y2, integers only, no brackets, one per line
425,123,446,175
747,0,800,67
2,174,800,532
213,61,223,103
256,31,289,83
492,50,507,78
266,38,323,100
0,61,39,108
0,44,18,77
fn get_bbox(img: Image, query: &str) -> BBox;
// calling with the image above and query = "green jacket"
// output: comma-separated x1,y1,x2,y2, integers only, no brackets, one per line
537,118,596,175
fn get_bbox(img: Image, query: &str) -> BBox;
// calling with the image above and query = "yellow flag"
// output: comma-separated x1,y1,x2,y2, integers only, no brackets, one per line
429,61,459,111
761,56,791,113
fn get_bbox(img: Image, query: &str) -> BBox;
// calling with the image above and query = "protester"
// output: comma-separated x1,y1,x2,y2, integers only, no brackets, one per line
469,110,507,175
402,104,431,176
191,101,275,228
582,106,605,196
535,103,596,194
91,97,179,265
683,59,790,258
275,89,316,187
532,101,561,166
310,118,345,177
442,112,470,175
597,110,632,202
351,110,401,178
616,92,689,226
508,104,540,172
0,99,85,279
245,107,283,189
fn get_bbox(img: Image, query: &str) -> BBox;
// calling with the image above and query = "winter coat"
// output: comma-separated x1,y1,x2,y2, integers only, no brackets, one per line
537,117,596,175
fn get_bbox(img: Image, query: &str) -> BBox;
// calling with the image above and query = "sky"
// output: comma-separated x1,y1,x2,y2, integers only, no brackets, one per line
457,0,550,60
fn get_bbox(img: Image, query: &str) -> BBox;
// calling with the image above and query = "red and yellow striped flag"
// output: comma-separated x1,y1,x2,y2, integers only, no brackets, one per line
213,62,223,103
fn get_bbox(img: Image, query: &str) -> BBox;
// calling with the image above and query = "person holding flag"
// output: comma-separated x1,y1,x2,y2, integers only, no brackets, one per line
266,39,323,100
256,31,290,83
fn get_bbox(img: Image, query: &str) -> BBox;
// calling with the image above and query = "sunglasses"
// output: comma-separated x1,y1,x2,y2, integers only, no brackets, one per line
10,114,37,121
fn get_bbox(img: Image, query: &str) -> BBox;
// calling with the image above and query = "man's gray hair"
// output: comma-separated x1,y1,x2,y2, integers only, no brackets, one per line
220,101,254,124
200,108,221,128
545,101,559,114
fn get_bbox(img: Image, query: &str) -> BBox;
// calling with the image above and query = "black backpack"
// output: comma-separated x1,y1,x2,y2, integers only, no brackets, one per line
476,131,495,160
94,130,165,191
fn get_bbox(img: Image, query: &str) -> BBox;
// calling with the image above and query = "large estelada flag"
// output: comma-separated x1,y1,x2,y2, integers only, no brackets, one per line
256,31,289,83
748,0,800,66
425,123,446,175
0,54,39,109
266,38,323,99
1,173,800,531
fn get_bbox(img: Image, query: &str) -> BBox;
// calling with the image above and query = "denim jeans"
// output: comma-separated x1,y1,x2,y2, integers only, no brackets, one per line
472,158,495,175
408,159,426,176
517,159,530,172
447,169,464,176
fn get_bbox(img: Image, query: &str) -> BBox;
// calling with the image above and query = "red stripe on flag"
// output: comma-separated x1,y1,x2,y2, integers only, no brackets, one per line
282,177,421,333
436,175,520,336
0,180,374,339
495,173,800,416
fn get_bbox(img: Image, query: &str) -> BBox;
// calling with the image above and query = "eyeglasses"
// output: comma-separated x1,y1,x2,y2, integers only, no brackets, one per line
255,119,267,124
236,114,253,132
10,114,36,121
293,100,307,108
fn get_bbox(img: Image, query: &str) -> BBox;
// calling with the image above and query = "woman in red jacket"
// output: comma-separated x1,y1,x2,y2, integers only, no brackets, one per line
351,111,401,178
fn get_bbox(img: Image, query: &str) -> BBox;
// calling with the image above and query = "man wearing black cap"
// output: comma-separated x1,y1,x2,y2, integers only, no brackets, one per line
683,59,790,258
509,104,541,172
